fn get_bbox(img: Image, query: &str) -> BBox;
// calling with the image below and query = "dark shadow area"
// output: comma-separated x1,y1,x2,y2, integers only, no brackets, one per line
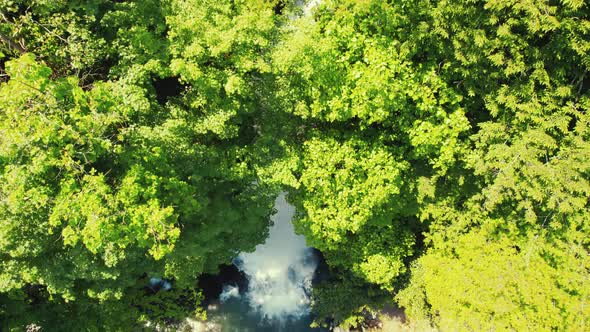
273,0,286,15
152,76,186,105
197,264,249,305
310,248,330,285
0,56,7,83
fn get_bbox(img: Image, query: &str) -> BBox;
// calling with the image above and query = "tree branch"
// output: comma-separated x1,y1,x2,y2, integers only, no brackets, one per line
0,32,25,54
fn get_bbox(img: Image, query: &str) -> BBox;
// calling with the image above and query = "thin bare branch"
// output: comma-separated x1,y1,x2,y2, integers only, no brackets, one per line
0,32,26,54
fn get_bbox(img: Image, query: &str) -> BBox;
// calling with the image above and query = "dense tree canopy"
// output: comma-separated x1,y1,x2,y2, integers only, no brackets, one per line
0,1,282,330
271,0,589,329
1,0,589,331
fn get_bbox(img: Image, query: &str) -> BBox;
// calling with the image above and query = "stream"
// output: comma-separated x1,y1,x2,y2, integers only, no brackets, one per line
188,4,327,330
188,194,328,332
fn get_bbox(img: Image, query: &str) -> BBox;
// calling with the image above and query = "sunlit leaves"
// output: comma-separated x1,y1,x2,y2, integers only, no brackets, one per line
273,0,590,329
398,230,590,331
0,0,588,330
297,137,406,245
0,45,276,329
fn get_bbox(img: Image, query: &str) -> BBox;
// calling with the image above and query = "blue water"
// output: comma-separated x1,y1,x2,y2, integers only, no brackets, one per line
203,297,327,332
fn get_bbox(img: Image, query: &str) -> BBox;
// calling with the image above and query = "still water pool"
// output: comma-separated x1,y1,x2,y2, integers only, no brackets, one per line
190,194,328,332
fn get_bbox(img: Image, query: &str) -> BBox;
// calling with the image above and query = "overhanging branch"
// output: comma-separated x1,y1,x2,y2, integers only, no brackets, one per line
0,32,25,54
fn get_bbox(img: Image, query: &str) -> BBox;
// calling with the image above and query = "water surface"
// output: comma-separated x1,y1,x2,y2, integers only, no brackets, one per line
192,194,327,332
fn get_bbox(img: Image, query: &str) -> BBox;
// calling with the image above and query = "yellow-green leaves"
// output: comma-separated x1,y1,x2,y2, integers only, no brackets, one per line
409,108,470,172
49,173,181,263
398,1,590,330
3,53,51,92
274,0,589,329
1,0,588,330
357,254,403,291
399,230,590,331
298,137,406,244
0,1,286,329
